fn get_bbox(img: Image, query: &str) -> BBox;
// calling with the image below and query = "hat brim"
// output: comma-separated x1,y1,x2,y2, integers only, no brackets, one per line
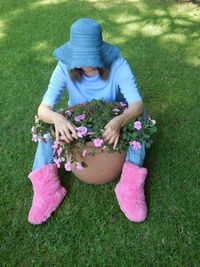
53,41,120,69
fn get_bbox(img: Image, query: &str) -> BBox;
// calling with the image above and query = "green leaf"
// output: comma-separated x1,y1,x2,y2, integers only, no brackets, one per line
81,162,88,168
145,143,151,148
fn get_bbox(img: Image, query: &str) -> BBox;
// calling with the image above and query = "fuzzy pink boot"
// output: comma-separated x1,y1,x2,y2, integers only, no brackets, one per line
114,162,148,223
28,163,67,225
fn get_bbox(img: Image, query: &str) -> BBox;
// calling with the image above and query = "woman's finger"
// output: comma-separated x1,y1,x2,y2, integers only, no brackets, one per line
68,124,78,139
55,128,59,141
63,129,73,141
104,131,117,142
60,130,71,143
102,131,107,139
107,133,118,144
60,136,70,144
59,129,70,142
113,134,119,150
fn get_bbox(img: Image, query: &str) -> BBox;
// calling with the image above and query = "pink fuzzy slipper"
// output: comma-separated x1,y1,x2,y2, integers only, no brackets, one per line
28,163,67,225
114,162,148,222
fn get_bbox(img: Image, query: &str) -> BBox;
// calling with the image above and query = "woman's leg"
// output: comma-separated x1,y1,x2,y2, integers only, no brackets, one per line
28,110,67,225
31,107,64,171
32,108,60,171
32,136,54,171
114,143,148,223
125,142,146,167
125,109,148,166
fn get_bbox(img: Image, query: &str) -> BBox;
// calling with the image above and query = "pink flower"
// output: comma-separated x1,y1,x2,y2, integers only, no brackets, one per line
57,147,63,157
54,157,61,168
76,126,88,138
129,140,142,150
119,102,127,107
76,162,83,170
134,121,142,130
64,161,72,171
93,138,104,147
82,149,87,157
32,134,38,142
74,116,81,122
74,114,86,122
52,140,60,149
80,114,86,120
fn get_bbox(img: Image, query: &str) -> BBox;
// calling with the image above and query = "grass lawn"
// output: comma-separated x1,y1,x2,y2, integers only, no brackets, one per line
0,0,200,266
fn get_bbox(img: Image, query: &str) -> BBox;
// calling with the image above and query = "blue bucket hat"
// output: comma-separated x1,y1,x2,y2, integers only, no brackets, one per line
53,18,120,70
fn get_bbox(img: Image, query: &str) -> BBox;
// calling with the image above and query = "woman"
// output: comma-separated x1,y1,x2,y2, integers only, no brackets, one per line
28,18,147,225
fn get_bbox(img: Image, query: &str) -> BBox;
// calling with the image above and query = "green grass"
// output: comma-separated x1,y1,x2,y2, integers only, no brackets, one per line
0,0,200,266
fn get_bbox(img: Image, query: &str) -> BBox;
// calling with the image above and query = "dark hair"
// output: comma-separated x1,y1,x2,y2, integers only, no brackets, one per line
69,66,111,83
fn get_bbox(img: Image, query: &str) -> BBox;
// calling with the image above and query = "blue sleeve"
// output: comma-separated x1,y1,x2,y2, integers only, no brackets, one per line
41,61,67,107
115,57,142,104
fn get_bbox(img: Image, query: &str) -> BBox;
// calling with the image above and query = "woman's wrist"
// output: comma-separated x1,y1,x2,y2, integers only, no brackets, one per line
117,112,135,127
118,101,144,127
52,111,65,124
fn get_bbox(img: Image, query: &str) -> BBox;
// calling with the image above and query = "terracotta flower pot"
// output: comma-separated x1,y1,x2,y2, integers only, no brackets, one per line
70,142,126,185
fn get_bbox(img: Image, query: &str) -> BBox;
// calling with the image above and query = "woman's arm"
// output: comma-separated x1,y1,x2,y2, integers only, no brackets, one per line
37,103,60,124
37,61,78,142
118,100,144,126
103,56,144,149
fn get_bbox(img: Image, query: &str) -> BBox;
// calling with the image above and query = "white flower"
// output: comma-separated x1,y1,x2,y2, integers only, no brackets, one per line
43,133,50,139
35,115,39,123
112,108,120,112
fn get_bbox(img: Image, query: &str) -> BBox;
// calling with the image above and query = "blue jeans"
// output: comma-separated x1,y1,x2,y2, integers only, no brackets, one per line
32,110,146,171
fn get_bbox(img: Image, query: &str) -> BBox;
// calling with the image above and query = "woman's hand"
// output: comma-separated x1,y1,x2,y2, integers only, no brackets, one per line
102,116,123,150
102,101,144,149
53,113,78,143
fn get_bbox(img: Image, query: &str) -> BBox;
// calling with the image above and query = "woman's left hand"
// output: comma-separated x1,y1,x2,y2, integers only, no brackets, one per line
102,101,144,150
102,116,122,150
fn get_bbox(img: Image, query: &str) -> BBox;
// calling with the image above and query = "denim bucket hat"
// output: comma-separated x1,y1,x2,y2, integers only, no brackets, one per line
53,18,120,69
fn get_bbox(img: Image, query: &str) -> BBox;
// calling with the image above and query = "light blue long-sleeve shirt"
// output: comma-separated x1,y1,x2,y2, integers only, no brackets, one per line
41,55,142,107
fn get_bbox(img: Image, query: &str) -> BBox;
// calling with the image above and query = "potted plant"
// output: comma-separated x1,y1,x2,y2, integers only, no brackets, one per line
31,100,157,184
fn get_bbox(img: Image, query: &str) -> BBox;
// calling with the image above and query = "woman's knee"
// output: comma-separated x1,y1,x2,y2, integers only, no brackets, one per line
125,142,146,167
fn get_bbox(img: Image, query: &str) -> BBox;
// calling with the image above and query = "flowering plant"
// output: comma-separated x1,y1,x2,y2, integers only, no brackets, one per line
31,100,157,171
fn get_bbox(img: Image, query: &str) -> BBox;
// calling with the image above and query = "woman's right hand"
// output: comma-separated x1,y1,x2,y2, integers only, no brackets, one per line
53,113,78,143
